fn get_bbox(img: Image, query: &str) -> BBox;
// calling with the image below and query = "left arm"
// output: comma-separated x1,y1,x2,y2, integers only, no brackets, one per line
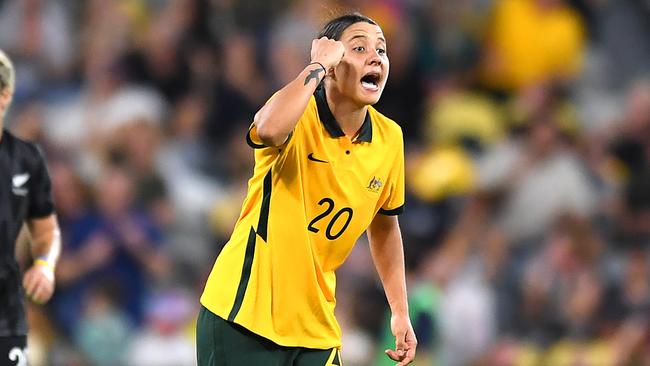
22,214,61,304
367,214,417,366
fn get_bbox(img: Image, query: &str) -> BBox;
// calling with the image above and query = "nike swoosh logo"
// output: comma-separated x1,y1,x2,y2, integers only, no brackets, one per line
12,173,30,188
307,153,328,163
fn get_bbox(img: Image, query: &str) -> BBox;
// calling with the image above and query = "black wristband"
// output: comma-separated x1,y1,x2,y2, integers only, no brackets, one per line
308,61,326,73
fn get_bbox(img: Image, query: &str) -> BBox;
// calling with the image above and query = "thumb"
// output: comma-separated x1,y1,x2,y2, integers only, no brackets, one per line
384,349,402,361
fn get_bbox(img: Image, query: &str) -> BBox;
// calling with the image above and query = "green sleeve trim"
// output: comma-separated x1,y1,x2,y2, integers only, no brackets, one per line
246,127,293,149
378,204,404,216
246,128,266,149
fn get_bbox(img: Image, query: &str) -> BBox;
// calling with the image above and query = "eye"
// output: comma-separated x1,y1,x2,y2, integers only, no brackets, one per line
377,48,386,55
353,46,365,53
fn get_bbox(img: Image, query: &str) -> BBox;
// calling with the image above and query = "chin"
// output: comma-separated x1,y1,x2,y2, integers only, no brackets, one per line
356,90,383,106
367,96,381,105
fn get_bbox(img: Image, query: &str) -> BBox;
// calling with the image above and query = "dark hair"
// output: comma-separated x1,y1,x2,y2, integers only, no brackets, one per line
318,12,377,41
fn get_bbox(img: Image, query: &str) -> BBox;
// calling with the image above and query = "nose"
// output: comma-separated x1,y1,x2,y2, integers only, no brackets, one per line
368,50,382,66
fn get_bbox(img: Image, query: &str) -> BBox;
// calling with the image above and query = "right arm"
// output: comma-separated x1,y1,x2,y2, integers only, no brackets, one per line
254,37,345,146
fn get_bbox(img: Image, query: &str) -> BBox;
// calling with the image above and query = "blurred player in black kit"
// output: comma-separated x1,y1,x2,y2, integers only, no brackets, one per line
0,50,61,366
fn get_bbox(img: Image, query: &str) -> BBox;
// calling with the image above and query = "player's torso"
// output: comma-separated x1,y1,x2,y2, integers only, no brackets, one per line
0,132,32,255
277,113,395,272
0,131,30,337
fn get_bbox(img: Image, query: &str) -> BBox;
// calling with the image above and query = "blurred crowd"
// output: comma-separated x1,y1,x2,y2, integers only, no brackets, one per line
1,0,649,365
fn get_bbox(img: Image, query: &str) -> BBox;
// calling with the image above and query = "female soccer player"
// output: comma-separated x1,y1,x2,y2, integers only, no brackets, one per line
198,13,417,366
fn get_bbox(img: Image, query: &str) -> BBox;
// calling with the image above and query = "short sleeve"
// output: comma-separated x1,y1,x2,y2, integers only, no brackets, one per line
245,95,318,160
27,146,55,218
378,132,405,216
246,124,268,149
246,124,292,149
245,91,293,149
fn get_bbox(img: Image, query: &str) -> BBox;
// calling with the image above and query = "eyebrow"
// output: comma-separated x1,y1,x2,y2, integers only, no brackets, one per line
347,34,387,44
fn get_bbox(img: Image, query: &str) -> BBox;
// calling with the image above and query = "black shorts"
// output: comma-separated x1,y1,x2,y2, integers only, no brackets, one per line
196,306,343,366
0,336,27,366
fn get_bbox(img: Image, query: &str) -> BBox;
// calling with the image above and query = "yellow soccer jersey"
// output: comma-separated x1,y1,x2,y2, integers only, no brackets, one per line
201,86,405,349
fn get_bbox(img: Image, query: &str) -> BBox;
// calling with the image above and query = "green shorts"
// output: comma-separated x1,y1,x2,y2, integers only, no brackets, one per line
197,306,343,366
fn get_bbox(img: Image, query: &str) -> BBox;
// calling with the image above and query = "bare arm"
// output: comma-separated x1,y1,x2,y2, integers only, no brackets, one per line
367,214,417,365
22,214,61,304
254,37,344,146
14,224,31,268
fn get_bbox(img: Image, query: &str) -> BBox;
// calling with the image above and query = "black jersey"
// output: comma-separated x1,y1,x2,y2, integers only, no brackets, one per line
0,129,54,336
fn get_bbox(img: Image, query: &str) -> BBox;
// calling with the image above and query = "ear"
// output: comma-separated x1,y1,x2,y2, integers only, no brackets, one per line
0,89,12,110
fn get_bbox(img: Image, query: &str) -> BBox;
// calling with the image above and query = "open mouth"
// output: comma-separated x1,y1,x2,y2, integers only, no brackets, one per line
360,72,381,91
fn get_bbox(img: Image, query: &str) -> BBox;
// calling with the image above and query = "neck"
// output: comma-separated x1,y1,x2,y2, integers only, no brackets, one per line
325,85,367,138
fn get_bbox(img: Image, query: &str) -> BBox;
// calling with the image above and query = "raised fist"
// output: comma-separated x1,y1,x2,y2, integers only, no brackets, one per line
310,37,345,72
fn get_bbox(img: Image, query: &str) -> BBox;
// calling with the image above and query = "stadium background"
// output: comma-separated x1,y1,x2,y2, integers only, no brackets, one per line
1,0,649,364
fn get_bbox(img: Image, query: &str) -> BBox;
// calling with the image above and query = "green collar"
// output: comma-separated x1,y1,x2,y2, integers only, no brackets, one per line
315,87,372,143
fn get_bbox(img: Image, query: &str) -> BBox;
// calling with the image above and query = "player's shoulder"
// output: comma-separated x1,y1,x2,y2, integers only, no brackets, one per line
2,129,45,161
368,106,403,139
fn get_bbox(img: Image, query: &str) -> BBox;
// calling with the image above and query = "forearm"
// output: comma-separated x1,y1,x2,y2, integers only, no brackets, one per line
27,215,61,269
23,214,60,304
14,224,31,267
254,63,325,146
368,216,409,316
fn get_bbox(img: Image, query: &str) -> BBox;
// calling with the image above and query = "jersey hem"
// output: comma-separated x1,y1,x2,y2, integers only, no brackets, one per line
199,299,343,350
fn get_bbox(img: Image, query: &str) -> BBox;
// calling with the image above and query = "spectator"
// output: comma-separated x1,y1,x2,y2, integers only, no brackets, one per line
51,165,169,337
481,0,586,92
